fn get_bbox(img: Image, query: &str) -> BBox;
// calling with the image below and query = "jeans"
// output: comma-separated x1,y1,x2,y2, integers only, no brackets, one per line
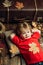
30,61,43,65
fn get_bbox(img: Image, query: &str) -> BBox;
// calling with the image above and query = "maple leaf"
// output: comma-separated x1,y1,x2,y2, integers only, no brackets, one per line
3,0,12,7
15,1,24,9
9,45,19,54
29,42,39,54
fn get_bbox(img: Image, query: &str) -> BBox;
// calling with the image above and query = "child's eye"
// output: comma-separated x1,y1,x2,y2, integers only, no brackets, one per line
27,31,29,33
22,33,25,34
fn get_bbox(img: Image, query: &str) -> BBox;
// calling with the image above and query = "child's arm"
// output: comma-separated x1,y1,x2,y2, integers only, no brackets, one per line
10,33,19,46
9,33,20,57
32,29,41,39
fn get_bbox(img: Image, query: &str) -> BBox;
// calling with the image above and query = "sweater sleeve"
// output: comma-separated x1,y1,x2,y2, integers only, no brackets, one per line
10,33,19,46
32,30,41,39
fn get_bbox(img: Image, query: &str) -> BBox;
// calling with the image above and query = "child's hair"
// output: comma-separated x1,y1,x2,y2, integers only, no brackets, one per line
16,21,32,36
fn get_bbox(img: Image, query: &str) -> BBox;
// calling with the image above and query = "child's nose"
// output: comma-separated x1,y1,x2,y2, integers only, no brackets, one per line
26,33,28,36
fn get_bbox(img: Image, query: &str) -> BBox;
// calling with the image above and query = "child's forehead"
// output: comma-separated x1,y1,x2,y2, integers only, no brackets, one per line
20,27,30,32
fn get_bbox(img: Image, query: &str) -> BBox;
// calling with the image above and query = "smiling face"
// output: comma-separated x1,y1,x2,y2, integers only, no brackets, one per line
20,28,32,39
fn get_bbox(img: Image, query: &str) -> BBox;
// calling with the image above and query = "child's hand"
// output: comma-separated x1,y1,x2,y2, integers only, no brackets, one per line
32,28,41,34
32,21,37,28
10,33,15,39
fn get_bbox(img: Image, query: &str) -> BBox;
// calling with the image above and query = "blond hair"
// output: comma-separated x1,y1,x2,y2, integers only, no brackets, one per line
16,21,32,35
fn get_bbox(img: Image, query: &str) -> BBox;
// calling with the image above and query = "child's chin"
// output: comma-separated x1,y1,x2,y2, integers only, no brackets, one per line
22,36,31,40
25,36,31,39
25,37,28,39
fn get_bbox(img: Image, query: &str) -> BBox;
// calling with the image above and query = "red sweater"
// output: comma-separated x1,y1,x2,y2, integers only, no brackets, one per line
11,32,43,65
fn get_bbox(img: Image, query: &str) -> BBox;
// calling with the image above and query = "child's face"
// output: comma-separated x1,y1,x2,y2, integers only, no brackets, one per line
20,28,32,39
